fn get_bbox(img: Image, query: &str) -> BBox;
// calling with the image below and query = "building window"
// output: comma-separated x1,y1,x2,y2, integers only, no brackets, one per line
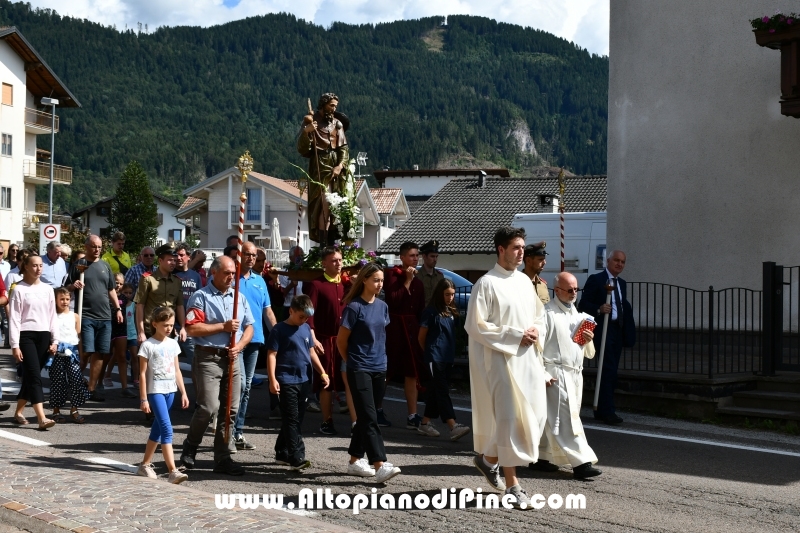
0,186,10,209
168,229,181,242
2,134,12,156
2,83,12,106
157,213,164,226
97,206,110,216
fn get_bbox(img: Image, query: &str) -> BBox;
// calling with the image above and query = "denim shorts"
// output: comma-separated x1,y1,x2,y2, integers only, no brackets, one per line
82,318,111,354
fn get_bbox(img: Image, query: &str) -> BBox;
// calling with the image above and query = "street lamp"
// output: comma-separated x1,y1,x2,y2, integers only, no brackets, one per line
41,97,59,223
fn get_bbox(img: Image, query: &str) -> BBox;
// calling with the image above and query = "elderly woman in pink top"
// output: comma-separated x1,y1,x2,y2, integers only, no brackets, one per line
9,254,58,429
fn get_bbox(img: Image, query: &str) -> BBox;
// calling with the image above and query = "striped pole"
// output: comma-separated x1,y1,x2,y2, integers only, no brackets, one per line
225,151,252,444
297,203,303,246
224,190,245,444
557,168,566,272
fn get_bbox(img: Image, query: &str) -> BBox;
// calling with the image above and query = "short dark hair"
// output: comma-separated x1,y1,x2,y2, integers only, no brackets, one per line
290,294,314,316
111,231,125,243
223,245,238,258
399,241,418,255
493,227,526,256
54,287,69,298
320,246,341,260
226,235,239,247
174,242,191,255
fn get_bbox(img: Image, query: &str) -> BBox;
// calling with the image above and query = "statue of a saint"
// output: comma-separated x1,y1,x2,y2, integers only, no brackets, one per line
297,93,350,246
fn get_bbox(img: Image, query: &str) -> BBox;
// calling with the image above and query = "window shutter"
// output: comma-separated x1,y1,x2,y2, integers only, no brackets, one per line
2,83,12,106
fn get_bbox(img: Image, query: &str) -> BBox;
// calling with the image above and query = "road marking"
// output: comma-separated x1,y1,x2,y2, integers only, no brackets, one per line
0,429,51,447
384,395,800,458
582,425,800,458
85,456,138,473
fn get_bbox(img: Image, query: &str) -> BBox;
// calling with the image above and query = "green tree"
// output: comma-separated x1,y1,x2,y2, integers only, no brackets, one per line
108,161,158,253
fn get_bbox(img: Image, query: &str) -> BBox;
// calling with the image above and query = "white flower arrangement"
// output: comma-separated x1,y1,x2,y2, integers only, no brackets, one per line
325,171,363,240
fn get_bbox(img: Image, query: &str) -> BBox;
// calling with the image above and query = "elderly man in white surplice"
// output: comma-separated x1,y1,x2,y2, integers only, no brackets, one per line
531,271,601,480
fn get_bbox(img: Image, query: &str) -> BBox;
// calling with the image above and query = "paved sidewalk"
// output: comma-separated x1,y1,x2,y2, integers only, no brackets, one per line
0,440,356,533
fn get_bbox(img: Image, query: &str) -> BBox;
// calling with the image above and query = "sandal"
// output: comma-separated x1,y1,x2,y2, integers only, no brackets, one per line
13,414,29,425
52,410,66,423
69,410,86,424
38,419,56,430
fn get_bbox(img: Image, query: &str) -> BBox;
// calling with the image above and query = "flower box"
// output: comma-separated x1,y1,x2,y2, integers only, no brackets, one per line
753,15,800,117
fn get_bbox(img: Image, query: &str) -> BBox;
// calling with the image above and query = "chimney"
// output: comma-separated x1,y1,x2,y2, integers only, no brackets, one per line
477,170,488,188
538,194,560,213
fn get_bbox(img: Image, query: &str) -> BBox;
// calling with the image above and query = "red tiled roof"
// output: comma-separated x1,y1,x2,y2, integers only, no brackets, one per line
370,188,402,214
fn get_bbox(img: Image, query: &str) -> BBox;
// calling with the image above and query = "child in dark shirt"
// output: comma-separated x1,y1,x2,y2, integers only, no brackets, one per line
267,294,329,470
418,279,471,441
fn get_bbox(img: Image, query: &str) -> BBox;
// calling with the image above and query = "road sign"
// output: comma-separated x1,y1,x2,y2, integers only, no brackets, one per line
39,223,60,255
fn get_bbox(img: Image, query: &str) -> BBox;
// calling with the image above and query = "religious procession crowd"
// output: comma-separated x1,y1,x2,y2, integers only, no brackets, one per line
0,226,633,509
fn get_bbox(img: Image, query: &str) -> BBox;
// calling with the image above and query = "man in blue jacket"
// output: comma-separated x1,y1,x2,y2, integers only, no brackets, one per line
578,250,635,425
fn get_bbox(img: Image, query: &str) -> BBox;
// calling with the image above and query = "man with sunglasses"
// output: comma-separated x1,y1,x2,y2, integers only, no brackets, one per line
124,246,157,297
522,242,550,305
534,272,601,479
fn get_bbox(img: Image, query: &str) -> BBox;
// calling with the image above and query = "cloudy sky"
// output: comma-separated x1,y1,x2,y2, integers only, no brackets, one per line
27,0,609,55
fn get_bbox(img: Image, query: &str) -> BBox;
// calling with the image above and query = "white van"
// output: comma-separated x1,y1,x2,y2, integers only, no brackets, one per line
511,212,606,289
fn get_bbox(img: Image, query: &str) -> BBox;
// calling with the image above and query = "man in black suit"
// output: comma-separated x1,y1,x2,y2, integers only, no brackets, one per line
578,250,635,425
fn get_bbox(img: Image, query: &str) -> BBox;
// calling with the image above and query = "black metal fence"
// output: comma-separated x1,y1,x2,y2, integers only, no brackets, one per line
584,283,761,377
451,263,800,377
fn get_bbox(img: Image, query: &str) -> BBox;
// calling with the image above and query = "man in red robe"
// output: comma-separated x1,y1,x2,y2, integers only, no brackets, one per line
383,241,429,430
303,246,351,435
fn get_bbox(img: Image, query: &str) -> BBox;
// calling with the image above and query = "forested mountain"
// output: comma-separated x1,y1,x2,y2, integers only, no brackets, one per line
0,1,608,212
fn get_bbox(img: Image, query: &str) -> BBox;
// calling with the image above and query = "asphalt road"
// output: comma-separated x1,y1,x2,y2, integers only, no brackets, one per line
1,351,799,533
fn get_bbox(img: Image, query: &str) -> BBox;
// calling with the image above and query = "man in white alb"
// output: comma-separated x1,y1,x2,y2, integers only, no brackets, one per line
466,226,547,509
535,272,601,479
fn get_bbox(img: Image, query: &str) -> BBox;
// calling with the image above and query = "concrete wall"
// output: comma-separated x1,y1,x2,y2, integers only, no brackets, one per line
609,1,800,291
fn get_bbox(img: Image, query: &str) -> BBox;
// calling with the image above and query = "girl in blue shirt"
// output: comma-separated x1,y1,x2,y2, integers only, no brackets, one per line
337,262,401,484
417,279,471,441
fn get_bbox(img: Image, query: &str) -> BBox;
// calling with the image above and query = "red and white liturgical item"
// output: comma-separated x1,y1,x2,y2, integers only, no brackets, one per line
571,317,596,346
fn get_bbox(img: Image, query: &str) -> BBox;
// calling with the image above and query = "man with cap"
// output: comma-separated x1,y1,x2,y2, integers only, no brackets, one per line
134,243,186,343
523,242,550,305
416,240,444,306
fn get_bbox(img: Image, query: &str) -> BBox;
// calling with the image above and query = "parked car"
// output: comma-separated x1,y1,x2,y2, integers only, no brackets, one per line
416,266,472,312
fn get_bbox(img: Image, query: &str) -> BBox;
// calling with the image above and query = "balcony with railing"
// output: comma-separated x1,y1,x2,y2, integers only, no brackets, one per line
22,209,72,230
25,107,60,134
230,204,269,225
23,159,72,185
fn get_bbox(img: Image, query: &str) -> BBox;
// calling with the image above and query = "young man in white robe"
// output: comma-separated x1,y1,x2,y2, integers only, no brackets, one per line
535,272,601,479
466,226,548,510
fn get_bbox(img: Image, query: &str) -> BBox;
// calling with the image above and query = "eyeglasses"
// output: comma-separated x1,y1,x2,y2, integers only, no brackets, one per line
242,252,257,258
555,287,579,294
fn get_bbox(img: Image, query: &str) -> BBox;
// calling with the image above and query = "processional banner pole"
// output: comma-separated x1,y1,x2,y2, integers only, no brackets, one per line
592,280,615,411
558,168,566,272
224,150,252,444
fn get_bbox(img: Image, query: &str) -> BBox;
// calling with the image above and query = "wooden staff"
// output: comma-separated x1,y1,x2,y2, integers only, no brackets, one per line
75,263,88,318
224,152,252,444
592,279,615,411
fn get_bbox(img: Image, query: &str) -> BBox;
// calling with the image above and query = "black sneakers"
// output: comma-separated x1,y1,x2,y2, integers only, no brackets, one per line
213,456,245,476
573,462,602,479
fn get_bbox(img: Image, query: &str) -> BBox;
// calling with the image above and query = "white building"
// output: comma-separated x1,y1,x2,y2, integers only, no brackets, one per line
71,193,184,246
0,27,80,249
609,1,800,290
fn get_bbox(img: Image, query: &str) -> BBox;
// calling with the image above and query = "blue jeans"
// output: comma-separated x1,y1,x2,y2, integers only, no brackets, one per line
81,318,111,354
234,342,261,438
147,392,175,444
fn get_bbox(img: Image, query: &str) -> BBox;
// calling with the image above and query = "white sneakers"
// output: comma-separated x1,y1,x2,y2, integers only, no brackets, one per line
375,462,401,483
137,463,188,484
347,458,376,477
168,470,188,484
449,423,471,441
136,462,157,479
417,422,440,437
347,458,401,483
